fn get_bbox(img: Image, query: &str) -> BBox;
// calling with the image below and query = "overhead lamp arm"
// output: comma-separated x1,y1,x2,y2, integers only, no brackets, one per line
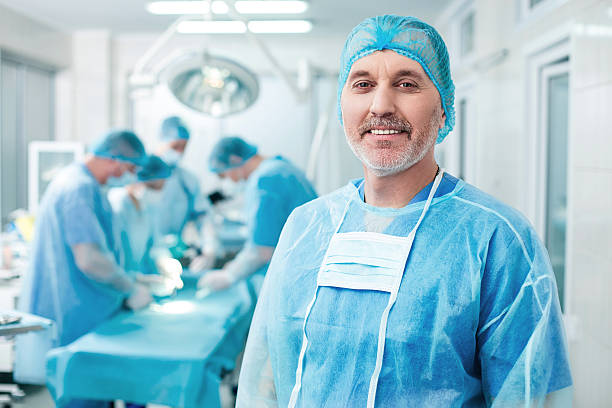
131,0,308,102
224,0,308,101
132,15,190,76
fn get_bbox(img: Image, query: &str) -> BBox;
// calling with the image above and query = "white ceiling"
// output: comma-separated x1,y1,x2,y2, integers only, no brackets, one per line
0,0,452,35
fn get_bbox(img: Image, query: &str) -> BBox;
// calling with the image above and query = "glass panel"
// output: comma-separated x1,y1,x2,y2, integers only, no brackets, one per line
1,56,55,224
24,66,54,208
458,98,467,179
1,60,19,225
460,12,475,57
37,151,75,202
545,72,569,310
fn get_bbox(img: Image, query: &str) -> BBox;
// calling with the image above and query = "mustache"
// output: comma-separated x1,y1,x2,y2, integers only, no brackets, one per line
357,116,413,137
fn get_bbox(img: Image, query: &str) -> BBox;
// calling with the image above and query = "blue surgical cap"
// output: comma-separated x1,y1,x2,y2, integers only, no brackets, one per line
208,136,258,174
160,116,190,141
137,155,172,181
90,129,146,165
338,15,455,144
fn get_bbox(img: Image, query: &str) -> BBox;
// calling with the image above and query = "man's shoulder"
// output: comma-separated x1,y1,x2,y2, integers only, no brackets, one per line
450,181,538,247
52,164,97,198
257,156,306,181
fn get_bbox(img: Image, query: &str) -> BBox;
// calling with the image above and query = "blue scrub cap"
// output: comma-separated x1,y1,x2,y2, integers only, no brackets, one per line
208,136,258,174
160,116,190,141
137,155,172,181
90,129,146,166
338,15,455,144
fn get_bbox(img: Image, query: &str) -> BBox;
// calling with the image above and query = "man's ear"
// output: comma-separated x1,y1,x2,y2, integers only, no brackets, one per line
439,107,446,130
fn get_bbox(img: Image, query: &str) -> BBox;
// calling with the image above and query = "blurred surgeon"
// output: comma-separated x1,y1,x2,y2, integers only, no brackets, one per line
237,15,572,407
18,130,153,408
197,136,317,292
109,155,172,276
155,116,209,240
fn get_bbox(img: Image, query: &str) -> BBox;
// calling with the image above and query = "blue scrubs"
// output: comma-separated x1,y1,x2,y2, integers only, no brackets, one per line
108,188,157,275
244,156,317,248
155,166,208,237
237,173,572,407
18,163,126,408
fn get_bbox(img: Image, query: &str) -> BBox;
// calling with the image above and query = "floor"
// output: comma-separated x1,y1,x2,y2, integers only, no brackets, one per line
6,382,236,408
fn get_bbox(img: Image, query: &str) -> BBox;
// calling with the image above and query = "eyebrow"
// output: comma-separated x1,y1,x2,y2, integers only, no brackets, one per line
394,69,427,81
347,69,427,83
347,70,372,82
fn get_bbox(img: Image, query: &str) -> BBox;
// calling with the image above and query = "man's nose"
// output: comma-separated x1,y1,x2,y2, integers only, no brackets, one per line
369,85,396,117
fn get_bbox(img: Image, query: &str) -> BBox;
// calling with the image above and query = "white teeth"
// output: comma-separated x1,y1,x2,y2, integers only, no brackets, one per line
370,129,401,135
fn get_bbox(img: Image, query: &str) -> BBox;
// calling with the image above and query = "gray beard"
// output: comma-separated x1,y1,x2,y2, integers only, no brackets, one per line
346,117,439,177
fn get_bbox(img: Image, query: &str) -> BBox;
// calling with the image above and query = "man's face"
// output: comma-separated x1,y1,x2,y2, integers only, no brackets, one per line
108,159,136,178
168,139,188,154
340,50,446,177
220,166,243,183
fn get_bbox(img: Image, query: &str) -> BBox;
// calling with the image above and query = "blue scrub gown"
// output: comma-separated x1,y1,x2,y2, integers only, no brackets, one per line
108,188,157,275
155,166,208,237
237,173,572,407
18,163,125,408
244,156,317,249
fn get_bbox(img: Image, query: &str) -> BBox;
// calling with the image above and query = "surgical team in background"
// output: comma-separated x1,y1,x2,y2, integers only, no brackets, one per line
17,114,317,407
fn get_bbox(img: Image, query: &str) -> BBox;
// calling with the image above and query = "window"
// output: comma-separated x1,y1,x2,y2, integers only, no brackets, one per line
0,52,55,225
458,98,468,179
524,34,570,311
541,61,569,309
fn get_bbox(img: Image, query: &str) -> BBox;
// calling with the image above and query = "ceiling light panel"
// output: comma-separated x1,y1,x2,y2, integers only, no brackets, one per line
147,1,309,15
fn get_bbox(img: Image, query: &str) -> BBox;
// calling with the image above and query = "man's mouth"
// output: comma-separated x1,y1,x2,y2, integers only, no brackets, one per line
368,128,403,135
362,127,409,141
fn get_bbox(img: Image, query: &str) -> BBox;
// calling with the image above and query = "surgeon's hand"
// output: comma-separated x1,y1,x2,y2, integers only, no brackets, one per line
189,254,214,272
197,270,235,291
125,283,153,310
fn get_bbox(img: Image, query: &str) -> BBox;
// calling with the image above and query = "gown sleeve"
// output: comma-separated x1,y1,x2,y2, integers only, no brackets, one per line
477,223,573,407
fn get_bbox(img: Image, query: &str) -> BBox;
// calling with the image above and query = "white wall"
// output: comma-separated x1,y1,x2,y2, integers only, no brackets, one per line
0,4,74,143
567,1,612,405
0,4,71,69
437,0,612,405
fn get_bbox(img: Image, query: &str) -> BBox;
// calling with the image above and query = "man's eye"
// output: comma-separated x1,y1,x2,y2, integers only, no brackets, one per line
354,81,371,88
399,82,416,88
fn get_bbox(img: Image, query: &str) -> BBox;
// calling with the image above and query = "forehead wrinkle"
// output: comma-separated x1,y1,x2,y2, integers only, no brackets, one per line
348,50,430,82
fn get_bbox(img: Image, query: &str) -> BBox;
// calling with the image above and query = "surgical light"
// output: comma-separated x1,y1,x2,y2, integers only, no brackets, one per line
147,1,309,15
160,51,259,117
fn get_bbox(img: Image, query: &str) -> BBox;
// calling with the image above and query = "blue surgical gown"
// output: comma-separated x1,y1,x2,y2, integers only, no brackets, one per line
155,166,208,237
108,188,158,275
244,156,317,248
237,173,572,407
18,163,125,346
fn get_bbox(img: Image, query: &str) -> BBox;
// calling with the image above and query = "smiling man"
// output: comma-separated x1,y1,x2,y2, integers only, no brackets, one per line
237,15,572,407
